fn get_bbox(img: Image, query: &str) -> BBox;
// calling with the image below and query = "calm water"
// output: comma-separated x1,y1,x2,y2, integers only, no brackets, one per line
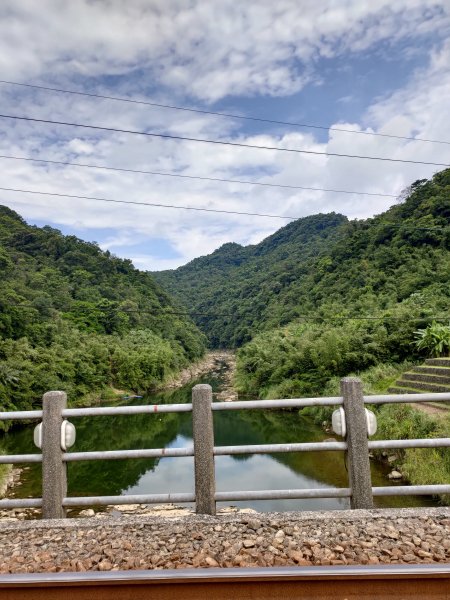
1,362,436,512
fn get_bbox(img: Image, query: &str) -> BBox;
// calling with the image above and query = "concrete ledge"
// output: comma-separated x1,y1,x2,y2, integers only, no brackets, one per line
0,506,449,532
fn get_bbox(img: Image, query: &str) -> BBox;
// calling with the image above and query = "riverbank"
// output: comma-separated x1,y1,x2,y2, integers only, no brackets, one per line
162,351,235,392
0,351,236,499
303,397,450,504
0,507,449,573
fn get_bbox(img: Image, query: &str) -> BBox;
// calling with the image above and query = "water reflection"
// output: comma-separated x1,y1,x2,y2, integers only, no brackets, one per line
2,365,436,511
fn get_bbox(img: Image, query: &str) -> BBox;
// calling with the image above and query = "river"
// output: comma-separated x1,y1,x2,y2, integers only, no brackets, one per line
2,360,436,513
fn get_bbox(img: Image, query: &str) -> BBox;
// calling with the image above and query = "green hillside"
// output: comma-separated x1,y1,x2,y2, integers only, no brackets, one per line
154,169,450,353
0,206,206,418
154,212,348,346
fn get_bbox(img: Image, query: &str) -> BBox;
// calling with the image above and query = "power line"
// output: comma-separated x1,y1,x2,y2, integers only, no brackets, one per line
1,113,449,167
4,302,449,322
1,79,448,146
0,186,303,220
0,154,398,198
0,186,448,228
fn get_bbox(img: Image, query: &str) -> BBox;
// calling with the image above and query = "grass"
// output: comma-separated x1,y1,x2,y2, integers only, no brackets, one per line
0,462,11,498
300,361,450,505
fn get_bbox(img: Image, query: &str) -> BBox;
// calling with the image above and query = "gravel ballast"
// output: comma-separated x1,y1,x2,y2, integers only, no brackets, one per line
0,507,450,573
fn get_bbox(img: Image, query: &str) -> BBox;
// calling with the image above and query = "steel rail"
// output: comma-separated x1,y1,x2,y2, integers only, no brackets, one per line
62,492,195,507
215,488,351,501
1,392,448,422
0,453,42,464
1,565,449,600
63,447,194,461
0,410,42,420
366,392,450,404
61,397,343,416
372,484,450,496
211,397,343,410
62,441,347,462
3,482,449,510
214,441,347,454
2,439,449,466
0,498,42,509
369,437,450,449
62,403,192,417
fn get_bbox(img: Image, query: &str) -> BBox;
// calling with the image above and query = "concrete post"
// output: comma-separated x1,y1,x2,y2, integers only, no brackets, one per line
42,391,67,519
192,384,216,515
341,377,373,509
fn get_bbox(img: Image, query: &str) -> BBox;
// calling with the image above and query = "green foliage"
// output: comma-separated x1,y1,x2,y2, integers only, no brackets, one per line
321,361,419,396
235,320,385,398
374,405,450,504
0,206,206,422
375,403,436,440
154,168,450,349
234,302,438,400
302,362,450,504
414,322,450,357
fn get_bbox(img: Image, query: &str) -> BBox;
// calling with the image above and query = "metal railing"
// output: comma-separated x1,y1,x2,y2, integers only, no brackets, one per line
1,378,449,518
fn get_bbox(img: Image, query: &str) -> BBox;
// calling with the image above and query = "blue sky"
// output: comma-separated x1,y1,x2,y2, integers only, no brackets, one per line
0,1,449,270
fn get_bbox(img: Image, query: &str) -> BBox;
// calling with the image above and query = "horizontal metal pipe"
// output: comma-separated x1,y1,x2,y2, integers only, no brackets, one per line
366,392,450,404
0,498,42,509
372,485,450,496
369,438,450,450
0,454,42,464
63,442,347,463
1,392,449,421
63,447,194,462
62,403,192,417
214,441,347,455
63,493,195,507
212,397,343,410
0,410,42,421
215,488,351,501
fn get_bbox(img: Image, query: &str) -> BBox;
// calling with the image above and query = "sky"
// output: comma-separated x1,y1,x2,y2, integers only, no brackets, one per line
0,0,449,271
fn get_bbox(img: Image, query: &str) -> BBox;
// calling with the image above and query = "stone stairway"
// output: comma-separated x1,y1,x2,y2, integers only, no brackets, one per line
388,358,450,394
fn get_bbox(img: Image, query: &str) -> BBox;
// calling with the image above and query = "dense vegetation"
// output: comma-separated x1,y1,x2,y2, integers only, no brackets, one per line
154,212,348,347
155,169,450,503
155,169,449,397
0,206,206,421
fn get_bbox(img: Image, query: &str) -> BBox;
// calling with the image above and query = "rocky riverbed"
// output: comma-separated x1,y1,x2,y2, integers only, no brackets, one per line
163,350,235,392
0,508,449,573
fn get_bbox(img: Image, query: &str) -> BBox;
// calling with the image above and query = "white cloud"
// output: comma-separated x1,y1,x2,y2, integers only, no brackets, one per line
0,3,449,271
0,0,448,101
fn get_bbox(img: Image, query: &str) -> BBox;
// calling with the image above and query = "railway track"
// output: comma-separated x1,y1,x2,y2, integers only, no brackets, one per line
1,564,450,599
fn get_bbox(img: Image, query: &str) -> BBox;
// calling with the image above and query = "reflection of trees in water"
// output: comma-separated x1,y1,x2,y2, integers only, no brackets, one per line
3,372,434,508
67,383,199,495
68,413,183,496
211,408,349,488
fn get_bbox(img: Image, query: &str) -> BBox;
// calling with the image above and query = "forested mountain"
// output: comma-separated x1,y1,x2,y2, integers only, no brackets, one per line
155,212,348,346
0,206,206,416
154,169,450,350
155,169,449,397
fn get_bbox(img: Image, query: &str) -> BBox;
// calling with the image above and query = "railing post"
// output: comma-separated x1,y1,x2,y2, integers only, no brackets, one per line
192,384,216,515
42,391,67,519
341,377,373,509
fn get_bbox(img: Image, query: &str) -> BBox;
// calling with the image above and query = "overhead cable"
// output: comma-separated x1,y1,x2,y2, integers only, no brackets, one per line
0,79,448,145
0,186,307,220
1,113,449,167
4,302,449,322
0,154,398,198
0,185,448,228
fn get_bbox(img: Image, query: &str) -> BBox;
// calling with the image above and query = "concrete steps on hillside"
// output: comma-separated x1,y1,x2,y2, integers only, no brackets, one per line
414,365,450,376
425,358,450,367
402,372,450,386
388,358,450,396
